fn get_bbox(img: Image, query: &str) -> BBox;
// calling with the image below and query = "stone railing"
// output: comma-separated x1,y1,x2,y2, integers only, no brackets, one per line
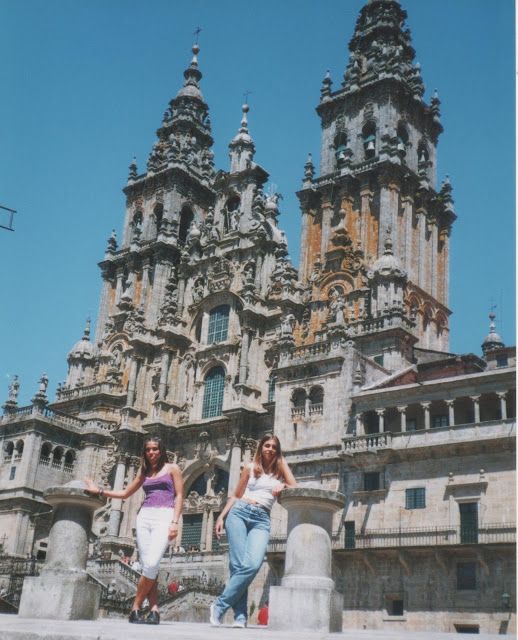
268,522,516,553
292,341,332,360
343,432,392,452
291,406,305,419
343,419,516,454
56,381,125,402
91,559,141,586
41,407,84,431
309,402,324,415
1,405,85,431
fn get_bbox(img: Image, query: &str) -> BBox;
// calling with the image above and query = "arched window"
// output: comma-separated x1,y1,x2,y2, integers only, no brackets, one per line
207,305,230,344
3,441,14,461
213,468,229,494
14,440,24,459
178,205,194,246
40,442,52,461
334,131,349,166
291,388,306,418
396,123,409,158
202,367,225,419
362,122,376,159
224,196,240,233
189,473,208,496
64,450,76,472
52,447,64,468
153,203,163,237
418,141,429,165
309,386,324,415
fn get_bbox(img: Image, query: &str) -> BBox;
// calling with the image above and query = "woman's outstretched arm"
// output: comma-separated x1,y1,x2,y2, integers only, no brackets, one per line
84,473,144,500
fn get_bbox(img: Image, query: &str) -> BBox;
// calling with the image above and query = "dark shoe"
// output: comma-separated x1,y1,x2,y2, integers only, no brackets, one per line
146,610,160,625
128,610,143,624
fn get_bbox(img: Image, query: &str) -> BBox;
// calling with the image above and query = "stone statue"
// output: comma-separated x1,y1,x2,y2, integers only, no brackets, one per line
7,375,20,403
280,314,295,336
38,373,49,394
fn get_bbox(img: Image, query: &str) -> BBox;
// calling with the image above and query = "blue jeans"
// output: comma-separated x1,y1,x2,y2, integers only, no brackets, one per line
214,500,270,620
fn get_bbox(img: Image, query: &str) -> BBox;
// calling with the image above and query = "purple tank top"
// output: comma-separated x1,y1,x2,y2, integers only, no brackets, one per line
142,472,176,508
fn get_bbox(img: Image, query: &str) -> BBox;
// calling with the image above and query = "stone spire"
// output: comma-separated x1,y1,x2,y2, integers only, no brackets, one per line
145,42,215,183
342,0,425,100
229,103,255,173
482,312,505,355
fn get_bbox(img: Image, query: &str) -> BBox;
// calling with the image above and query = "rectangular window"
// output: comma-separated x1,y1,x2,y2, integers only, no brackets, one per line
363,472,380,491
207,306,229,344
406,418,417,432
386,598,404,616
456,562,477,590
9,466,16,480
496,355,508,368
344,521,355,549
431,414,449,428
181,514,203,551
460,502,478,544
406,487,426,509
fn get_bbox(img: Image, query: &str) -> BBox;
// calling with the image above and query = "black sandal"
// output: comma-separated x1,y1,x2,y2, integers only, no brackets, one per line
128,610,143,623
146,610,160,625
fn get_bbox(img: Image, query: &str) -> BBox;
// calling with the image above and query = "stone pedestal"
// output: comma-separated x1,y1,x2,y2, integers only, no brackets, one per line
268,487,345,633
18,481,106,620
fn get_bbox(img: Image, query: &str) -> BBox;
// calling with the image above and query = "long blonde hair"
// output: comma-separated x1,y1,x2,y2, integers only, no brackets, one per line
252,434,283,479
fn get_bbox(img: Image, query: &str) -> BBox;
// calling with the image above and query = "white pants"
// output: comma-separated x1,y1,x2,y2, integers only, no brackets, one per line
136,507,174,579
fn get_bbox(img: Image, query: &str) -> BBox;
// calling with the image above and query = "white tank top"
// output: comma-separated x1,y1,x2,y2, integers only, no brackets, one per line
242,462,283,511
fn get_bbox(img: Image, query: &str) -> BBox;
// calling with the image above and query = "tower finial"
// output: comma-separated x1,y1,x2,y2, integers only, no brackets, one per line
83,317,91,341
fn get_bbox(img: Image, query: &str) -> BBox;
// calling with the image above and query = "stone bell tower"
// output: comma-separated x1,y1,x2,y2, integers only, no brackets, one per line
298,0,456,356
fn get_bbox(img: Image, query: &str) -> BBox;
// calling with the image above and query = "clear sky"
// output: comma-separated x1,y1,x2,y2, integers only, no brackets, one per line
0,0,515,405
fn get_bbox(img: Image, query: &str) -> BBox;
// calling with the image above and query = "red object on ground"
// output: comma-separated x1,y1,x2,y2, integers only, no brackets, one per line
257,604,269,625
168,581,179,595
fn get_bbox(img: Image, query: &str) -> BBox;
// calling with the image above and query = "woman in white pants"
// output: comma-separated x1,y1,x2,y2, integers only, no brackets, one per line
86,435,183,624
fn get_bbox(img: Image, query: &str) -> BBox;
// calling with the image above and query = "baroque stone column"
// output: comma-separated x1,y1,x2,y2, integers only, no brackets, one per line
107,455,127,537
355,413,364,437
470,395,481,423
445,399,455,426
496,392,508,420
375,408,385,433
397,405,407,432
421,401,431,429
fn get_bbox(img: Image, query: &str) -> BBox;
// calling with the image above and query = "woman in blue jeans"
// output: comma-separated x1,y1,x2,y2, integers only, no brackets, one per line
211,434,296,628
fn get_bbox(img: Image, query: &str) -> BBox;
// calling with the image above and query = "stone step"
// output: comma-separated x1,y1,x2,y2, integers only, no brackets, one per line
0,616,507,640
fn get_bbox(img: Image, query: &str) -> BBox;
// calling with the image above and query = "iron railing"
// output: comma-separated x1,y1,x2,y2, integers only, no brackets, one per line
267,522,516,553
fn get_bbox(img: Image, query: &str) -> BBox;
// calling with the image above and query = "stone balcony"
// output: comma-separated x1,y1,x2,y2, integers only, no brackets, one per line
342,418,515,456
55,381,125,402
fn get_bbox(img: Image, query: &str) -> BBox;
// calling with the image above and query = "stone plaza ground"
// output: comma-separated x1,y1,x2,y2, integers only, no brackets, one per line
0,616,510,640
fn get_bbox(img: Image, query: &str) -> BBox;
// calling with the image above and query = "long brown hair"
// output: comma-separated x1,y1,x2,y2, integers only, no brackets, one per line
252,434,283,479
140,435,169,477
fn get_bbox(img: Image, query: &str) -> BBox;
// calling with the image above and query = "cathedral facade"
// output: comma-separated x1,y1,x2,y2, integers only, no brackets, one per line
0,0,515,633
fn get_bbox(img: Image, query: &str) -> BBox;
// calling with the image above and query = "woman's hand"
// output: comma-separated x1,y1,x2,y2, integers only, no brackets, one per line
168,523,179,541
84,477,99,494
215,515,225,539
271,482,285,497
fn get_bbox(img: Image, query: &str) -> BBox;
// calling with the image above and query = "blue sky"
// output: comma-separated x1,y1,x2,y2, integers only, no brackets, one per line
0,0,515,405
